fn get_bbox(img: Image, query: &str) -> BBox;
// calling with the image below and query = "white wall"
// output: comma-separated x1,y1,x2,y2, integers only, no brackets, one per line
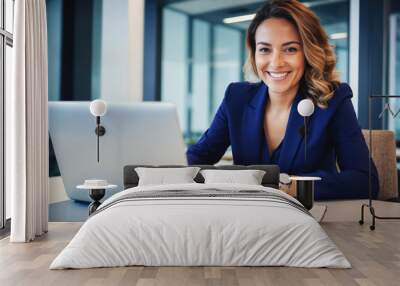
128,0,144,102
349,0,359,115
100,0,144,102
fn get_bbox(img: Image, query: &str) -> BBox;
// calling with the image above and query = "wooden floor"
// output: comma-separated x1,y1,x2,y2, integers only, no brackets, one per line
0,222,399,286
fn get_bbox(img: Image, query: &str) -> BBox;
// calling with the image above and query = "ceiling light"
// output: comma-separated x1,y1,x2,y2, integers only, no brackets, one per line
223,13,255,24
330,32,348,40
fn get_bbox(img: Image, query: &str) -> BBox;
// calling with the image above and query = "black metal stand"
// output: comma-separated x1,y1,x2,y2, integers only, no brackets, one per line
297,180,314,210
359,95,400,230
88,189,105,215
94,116,106,163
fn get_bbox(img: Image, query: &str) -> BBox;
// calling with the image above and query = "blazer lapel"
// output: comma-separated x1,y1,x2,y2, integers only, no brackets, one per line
279,89,305,172
243,83,269,163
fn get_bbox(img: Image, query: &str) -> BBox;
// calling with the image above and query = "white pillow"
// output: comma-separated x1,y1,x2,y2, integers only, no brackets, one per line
200,169,266,185
135,167,201,186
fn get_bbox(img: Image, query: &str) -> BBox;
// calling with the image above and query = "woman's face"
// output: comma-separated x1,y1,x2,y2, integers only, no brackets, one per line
254,17,305,97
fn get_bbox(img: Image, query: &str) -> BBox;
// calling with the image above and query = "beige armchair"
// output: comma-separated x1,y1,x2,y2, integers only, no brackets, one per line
362,130,398,200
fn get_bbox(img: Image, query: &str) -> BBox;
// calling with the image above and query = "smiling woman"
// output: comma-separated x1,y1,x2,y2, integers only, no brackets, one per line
253,17,306,155
186,0,379,201
246,0,339,109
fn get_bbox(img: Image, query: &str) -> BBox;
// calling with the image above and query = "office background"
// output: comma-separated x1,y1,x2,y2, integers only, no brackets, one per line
45,0,400,175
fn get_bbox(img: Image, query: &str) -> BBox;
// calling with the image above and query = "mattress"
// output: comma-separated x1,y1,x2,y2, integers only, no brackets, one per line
50,183,351,269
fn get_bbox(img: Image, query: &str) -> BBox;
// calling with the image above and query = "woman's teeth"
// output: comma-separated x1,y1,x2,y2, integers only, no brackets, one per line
267,72,290,80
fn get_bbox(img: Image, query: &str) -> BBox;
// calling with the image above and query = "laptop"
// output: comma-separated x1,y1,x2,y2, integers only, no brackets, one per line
49,101,187,202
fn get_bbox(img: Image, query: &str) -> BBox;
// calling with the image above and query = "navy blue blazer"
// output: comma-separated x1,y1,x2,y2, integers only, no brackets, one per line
187,81,379,200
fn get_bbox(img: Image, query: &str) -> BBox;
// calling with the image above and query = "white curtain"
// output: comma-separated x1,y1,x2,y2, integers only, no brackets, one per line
9,0,49,242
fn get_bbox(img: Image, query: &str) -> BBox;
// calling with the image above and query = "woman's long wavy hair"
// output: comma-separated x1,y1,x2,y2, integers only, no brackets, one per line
245,0,340,107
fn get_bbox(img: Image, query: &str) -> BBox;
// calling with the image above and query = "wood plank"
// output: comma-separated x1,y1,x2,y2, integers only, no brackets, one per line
0,222,399,286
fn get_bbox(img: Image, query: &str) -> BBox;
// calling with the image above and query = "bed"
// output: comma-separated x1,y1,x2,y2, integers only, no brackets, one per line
50,165,350,269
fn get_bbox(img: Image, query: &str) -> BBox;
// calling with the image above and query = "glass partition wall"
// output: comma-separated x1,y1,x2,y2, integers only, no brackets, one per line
161,0,350,144
387,2,400,168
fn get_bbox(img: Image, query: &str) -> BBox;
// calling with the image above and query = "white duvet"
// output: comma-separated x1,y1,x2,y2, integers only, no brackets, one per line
50,183,351,269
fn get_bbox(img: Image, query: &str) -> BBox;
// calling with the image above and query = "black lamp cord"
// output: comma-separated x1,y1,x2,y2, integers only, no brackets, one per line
96,116,100,162
304,116,308,161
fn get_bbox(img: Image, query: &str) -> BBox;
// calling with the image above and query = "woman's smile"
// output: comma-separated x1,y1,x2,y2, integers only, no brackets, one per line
266,71,291,81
